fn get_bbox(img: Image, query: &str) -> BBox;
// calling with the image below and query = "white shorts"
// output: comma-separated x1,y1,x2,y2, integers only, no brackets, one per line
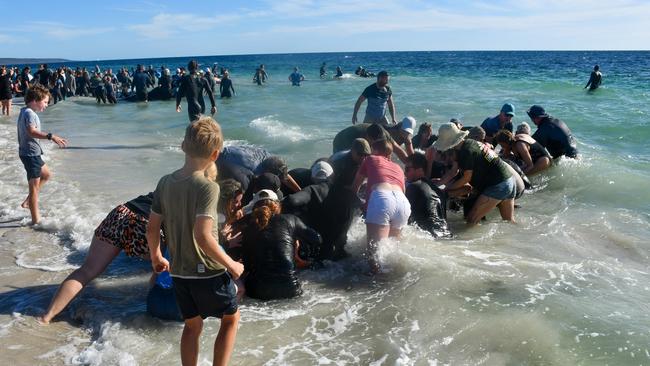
365,190,411,229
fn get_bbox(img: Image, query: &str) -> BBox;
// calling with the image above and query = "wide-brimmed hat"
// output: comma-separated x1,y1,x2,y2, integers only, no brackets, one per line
433,122,469,151
400,116,416,135
527,105,548,119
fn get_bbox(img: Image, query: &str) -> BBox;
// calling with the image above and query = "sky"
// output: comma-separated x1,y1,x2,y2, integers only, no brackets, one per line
0,0,648,60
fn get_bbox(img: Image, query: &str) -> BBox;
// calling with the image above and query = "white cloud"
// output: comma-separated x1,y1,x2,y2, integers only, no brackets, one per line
127,13,242,39
24,21,116,40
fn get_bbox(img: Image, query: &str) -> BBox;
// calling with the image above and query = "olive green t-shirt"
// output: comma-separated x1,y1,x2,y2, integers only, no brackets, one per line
457,139,512,192
151,170,225,278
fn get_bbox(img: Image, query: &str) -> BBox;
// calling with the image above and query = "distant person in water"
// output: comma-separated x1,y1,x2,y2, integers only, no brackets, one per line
319,62,327,79
335,66,343,78
16,85,67,225
352,70,397,125
132,64,151,102
176,60,217,122
288,67,305,86
220,70,235,98
1,66,14,115
253,64,269,85
527,105,578,159
584,65,602,91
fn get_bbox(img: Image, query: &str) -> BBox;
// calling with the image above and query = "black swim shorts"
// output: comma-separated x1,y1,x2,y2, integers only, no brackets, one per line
172,273,238,320
19,155,45,180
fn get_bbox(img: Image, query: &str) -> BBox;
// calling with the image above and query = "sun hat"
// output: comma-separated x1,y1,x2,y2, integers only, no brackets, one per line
400,116,416,135
351,138,371,155
311,161,334,182
432,123,469,151
516,122,531,135
500,103,516,117
527,105,548,119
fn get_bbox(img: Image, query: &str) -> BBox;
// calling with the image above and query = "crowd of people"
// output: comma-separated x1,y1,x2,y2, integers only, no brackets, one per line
7,59,587,365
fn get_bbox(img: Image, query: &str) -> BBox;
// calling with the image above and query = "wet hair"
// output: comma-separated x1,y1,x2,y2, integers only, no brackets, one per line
494,130,515,145
218,179,243,216
367,124,386,141
372,138,393,157
182,116,223,158
594,65,600,71
407,152,428,171
417,122,432,135
252,199,281,231
24,84,51,104
188,60,198,73
377,70,389,78
257,156,288,180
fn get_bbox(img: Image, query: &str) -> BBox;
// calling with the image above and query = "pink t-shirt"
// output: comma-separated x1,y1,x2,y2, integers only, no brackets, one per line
358,155,405,198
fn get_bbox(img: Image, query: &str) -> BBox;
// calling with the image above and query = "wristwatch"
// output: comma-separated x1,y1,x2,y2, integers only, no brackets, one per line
47,133,52,140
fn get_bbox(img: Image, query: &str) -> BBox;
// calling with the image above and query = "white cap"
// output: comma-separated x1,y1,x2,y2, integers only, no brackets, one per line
311,161,334,182
242,189,280,214
401,116,416,135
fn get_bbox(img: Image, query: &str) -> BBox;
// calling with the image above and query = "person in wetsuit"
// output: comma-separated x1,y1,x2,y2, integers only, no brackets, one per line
584,65,602,91
321,138,371,259
527,105,578,159
132,65,151,102
404,152,451,238
220,70,235,98
319,62,327,78
176,60,217,122
104,76,117,104
335,66,343,78
241,190,322,300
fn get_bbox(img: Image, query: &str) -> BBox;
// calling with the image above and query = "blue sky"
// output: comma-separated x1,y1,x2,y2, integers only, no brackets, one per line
1,0,648,60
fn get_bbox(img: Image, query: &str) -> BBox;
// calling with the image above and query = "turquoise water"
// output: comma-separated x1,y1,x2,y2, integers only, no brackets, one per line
1,51,649,365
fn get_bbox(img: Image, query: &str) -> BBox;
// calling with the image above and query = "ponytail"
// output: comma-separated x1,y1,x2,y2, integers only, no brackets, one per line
252,200,281,230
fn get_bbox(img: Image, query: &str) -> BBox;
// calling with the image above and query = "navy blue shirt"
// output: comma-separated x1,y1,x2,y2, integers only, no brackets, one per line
481,115,513,138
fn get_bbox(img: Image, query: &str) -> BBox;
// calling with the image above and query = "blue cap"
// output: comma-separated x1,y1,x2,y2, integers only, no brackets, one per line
501,103,516,117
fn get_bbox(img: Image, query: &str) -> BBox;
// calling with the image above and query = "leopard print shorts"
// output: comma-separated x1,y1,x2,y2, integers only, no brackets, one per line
94,204,150,258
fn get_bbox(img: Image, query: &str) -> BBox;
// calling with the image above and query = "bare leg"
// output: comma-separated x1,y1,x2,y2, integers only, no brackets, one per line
213,310,240,366
27,177,41,224
22,165,50,210
366,223,390,273
181,316,203,366
497,198,515,223
466,195,501,225
38,237,120,324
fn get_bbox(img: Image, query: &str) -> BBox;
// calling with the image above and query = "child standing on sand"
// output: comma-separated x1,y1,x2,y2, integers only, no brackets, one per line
146,116,244,366
16,84,67,225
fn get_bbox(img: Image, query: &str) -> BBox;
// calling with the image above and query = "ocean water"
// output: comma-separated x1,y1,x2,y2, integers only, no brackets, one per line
0,51,649,365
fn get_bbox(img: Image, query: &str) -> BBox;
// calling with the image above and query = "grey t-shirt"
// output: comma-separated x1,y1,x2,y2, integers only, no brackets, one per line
362,83,392,119
17,107,43,157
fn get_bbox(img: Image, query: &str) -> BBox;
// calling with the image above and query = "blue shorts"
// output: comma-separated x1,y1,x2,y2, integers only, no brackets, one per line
19,155,45,181
482,176,517,201
172,272,238,320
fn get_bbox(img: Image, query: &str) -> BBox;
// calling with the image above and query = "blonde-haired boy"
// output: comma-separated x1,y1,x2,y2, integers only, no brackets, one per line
17,84,67,225
147,116,243,366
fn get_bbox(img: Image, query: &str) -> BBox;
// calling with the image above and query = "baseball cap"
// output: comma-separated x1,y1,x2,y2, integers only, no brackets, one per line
527,105,548,119
501,103,516,117
311,161,334,182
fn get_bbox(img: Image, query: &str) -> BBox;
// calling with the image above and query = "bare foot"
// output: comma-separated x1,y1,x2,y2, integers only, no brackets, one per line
35,315,50,325
21,199,30,209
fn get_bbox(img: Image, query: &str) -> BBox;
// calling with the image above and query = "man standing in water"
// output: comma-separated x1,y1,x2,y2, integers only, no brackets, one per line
584,65,602,91
288,67,304,86
480,103,515,143
352,70,397,125
176,60,217,122
527,105,578,159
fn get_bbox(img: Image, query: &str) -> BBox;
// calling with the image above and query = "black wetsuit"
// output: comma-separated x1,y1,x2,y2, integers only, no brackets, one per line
95,84,107,103
176,73,216,122
133,71,151,102
405,178,451,238
284,168,311,195
242,214,321,300
0,74,11,100
220,78,234,98
158,74,173,99
320,151,363,258
585,71,602,90
531,117,578,159
515,135,551,163
412,133,437,149
282,182,331,240
105,82,117,104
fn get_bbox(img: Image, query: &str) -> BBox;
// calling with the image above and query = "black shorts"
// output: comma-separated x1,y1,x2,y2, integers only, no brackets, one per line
19,155,45,180
172,273,238,320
